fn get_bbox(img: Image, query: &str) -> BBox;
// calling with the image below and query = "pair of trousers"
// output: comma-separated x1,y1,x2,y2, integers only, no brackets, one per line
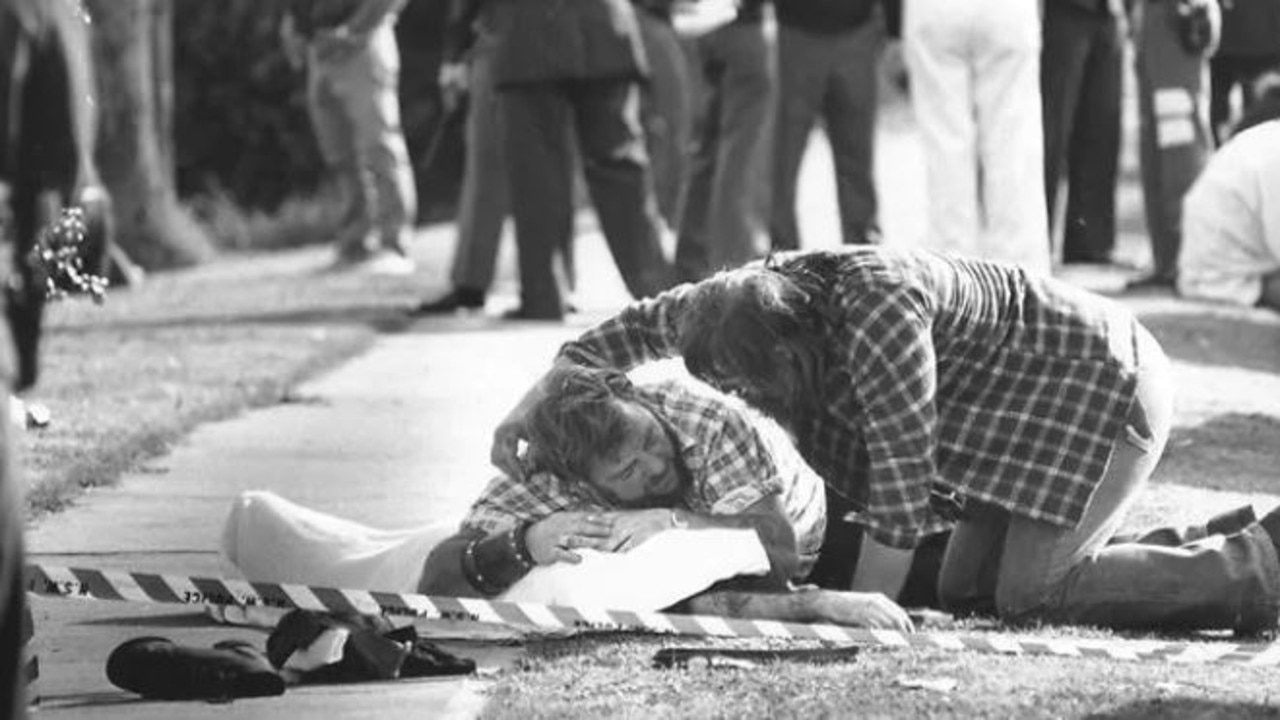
307,21,417,253
636,10,693,231
0,389,28,718
1041,2,1124,264
1133,0,1214,281
904,0,1050,275
938,325,1280,632
502,78,672,316
449,36,508,292
675,20,775,283
1209,53,1280,144
771,20,881,251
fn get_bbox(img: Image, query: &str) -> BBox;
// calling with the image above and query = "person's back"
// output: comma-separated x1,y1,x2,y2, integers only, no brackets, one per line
1177,119,1280,308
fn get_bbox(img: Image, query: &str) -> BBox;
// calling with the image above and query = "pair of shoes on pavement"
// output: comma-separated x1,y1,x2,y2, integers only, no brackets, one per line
106,636,285,701
407,286,486,316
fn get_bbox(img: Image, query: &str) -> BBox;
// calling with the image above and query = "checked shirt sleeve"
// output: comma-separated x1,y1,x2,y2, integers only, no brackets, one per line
460,472,595,535
697,405,786,516
559,284,695,370
837,283,951,549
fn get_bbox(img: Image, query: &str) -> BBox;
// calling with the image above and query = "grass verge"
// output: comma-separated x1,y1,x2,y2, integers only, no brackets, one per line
22,245,425,520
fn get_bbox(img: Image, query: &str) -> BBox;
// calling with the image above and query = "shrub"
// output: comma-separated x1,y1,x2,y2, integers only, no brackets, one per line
171,0,463,225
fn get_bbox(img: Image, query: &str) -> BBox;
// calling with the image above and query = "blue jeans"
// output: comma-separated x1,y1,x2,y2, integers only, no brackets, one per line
938,325,1280,632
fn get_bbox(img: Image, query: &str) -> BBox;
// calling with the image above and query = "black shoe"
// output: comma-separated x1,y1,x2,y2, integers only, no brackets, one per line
106,636,285,701
1124,272,1176,292
408,287,486,316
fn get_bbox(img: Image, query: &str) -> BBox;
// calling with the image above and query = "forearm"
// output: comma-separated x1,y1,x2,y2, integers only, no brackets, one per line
684,586,825,623
418,524,536,598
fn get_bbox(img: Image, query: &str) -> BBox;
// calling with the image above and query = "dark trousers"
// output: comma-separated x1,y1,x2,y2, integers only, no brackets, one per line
0,393,27,718
771,21,881,251
1209,53,1280,144
502,79,672,317
1134,0,1213,281
1041,2,1123,263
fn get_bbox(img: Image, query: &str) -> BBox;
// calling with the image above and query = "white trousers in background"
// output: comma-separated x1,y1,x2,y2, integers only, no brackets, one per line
905,0,1051,274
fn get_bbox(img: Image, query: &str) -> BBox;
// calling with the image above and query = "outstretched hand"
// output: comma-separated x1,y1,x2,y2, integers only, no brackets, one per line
814,590,915,632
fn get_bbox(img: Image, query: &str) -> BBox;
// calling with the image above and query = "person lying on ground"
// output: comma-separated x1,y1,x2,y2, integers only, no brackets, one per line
492,246,1280,634
419,364,915,630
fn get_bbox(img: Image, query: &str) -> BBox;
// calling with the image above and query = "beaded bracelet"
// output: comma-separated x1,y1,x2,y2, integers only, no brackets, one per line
512,520,537,567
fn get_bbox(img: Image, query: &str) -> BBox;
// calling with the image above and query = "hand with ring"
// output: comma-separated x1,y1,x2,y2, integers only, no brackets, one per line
525,511,615,565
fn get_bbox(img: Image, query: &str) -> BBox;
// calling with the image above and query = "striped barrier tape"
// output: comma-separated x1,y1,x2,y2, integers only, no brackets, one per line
24,564,1280,666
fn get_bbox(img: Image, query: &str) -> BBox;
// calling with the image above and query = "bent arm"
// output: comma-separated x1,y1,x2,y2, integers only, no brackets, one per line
418,523,536,598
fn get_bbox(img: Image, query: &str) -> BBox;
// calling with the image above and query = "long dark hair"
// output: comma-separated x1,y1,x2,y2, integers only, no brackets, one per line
679,256,828,424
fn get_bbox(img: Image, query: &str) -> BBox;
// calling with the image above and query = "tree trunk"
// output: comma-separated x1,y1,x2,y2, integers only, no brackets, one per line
151,0,173,184
86,0,213,270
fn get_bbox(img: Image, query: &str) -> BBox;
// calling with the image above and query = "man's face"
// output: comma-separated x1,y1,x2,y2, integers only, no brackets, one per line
584,399,680,507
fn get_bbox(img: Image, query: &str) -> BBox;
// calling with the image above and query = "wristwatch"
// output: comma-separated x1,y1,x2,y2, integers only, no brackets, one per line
669,508,688,529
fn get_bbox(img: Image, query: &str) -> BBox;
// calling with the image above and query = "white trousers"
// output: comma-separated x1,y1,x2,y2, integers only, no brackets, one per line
905,0,1051,274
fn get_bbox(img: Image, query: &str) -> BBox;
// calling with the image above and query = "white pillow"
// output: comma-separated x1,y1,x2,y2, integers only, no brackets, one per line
502,528,769,612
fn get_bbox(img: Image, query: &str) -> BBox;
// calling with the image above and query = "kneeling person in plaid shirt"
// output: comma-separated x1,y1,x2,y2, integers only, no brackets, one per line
420,364,913,630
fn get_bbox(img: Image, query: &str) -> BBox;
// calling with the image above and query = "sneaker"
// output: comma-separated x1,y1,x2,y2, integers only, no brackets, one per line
408,287,486,316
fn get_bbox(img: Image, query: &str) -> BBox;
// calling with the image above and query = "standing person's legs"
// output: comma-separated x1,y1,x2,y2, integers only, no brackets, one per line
972,0,1050,275
1062,12,1122,264
451,40,508,298
905,0,979,258
675,32,721,282
1133,0,1213,286
702,21,775,273
1209,54,1237,144
306,51,371,259
503,84,576,319
571,78,673,301
0,390,27,718
1041,1,1091,255
343,24,417,256
824,20,881,245
636,10,693,231
769,23,825,252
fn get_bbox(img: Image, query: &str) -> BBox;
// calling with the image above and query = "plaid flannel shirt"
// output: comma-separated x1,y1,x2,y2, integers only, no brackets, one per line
560,247,1143,549
461,379,827,575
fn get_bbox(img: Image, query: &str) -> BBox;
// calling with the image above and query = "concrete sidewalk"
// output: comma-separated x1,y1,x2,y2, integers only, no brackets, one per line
24,313,598,717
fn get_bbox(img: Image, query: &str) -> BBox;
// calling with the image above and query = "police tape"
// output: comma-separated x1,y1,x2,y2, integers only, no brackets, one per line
24,564,1280,666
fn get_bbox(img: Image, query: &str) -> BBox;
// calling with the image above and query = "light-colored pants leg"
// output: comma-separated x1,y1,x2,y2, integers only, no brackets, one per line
307,52,368,251
940,326,1280,632
451,39,508,291
311,23,417,253
636,11,693,231
972,0,1050,274
675,21,776,280
905,1,980,258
